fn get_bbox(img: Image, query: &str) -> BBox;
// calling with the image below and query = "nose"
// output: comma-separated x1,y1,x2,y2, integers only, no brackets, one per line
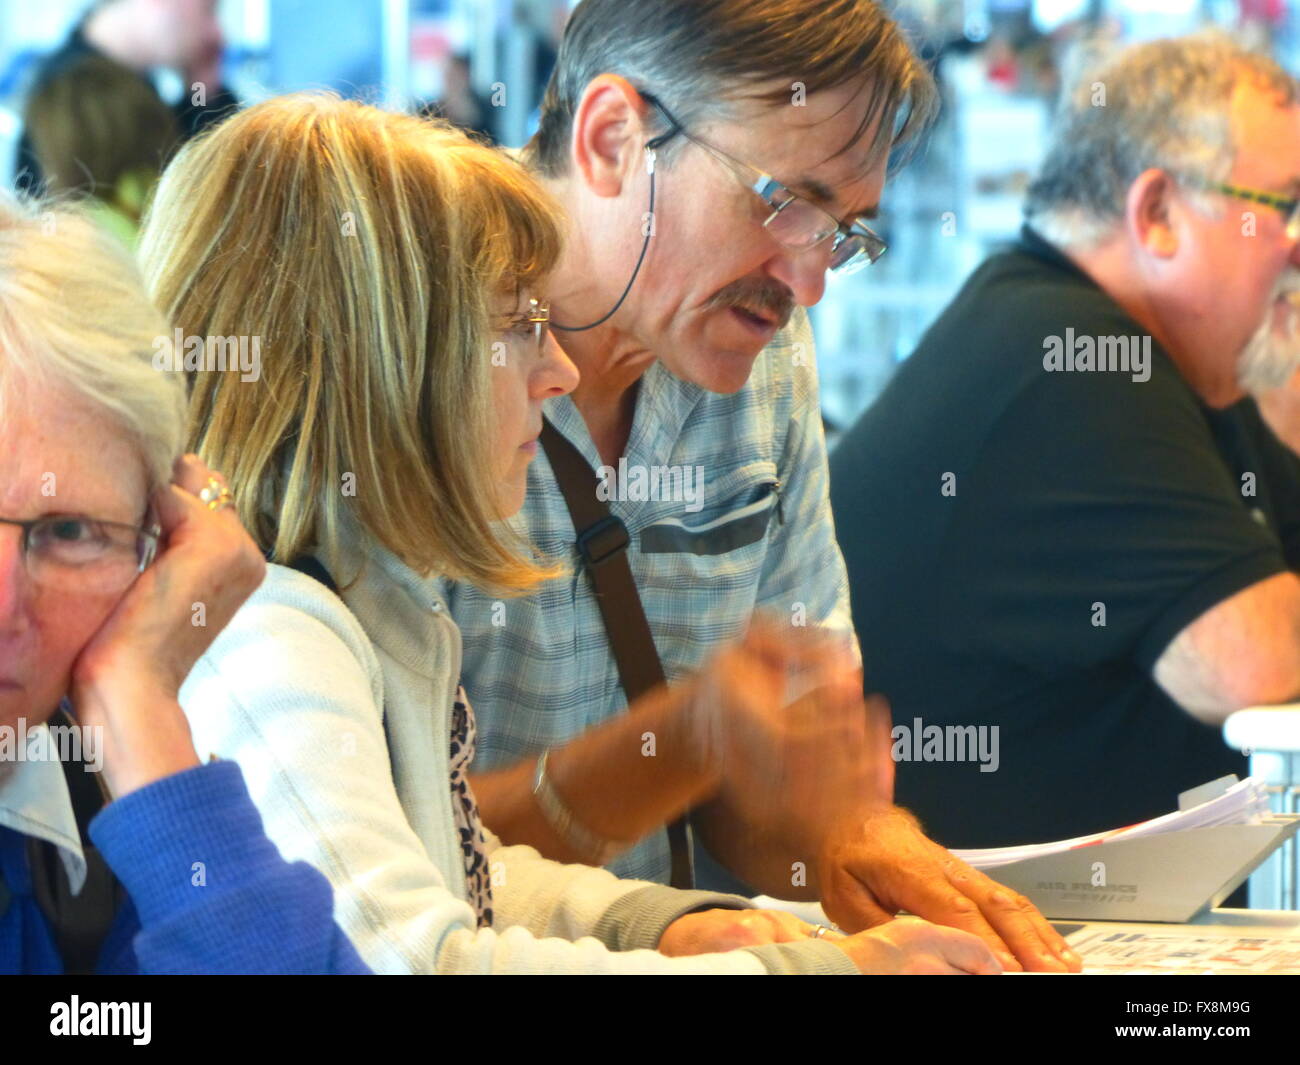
766,242,831,309
536,331,580,399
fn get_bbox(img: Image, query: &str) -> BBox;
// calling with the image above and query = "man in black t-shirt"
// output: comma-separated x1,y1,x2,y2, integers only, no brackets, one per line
13,0,238,193
831,35,1300,848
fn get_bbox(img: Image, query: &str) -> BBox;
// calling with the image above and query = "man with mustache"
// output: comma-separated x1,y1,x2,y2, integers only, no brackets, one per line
830,34,1300,850
441,0,1078,972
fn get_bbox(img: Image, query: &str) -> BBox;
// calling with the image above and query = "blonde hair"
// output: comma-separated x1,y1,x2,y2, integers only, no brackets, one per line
139,93,564,593
0,190,184,488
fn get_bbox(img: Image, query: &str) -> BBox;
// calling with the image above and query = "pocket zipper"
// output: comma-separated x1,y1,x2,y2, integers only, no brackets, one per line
768,479,785,526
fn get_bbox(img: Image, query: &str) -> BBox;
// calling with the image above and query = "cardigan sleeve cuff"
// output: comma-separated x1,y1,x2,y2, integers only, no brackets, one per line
590,884,755,951
87,759,284,926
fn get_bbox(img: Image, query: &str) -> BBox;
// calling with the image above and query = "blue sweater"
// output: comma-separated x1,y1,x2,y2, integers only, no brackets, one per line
0,760,370,974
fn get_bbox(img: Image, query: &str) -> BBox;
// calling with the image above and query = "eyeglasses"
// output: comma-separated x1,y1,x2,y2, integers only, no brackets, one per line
0,514,160,595
1180,176,1300,240
497,298,551,355
641,93,887,275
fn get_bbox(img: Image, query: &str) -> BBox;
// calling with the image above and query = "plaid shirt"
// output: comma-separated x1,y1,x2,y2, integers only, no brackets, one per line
440,308,858,882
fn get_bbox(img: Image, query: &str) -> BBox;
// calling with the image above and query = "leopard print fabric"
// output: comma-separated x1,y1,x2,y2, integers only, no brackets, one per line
449,683,493,927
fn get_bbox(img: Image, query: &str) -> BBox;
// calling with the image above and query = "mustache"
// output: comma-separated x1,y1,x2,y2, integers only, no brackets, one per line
705,280,796,329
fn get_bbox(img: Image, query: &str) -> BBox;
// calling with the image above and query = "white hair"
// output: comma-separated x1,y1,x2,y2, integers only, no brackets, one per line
1024,30,1295,250
0,191,185,488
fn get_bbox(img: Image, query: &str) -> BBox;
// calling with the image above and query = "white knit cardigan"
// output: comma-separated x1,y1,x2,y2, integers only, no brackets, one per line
178,526,854,975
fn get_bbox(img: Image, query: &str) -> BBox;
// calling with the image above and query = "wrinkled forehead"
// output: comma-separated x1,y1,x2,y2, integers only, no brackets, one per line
0,378,148,524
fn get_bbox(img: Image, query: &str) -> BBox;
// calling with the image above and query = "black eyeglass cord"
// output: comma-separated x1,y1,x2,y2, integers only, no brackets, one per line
551,129,676,333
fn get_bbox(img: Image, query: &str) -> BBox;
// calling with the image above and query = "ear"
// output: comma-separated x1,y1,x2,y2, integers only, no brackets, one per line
1126,168,1180,258
570,74,653,199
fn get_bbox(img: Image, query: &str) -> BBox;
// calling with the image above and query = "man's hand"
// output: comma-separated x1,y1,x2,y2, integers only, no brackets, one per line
658,908,823,956
816,806,1082,973
687,616,892,840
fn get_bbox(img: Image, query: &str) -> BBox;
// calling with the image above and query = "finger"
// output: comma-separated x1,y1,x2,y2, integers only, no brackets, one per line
168,455,239,522
930,927,1004,975
956,872,1077,973
1024,905,1083,972
762,911,823,943
993,884,1082,971
170,453,216,495
882,859,1023,971
820,864,898,933
151,478,204,541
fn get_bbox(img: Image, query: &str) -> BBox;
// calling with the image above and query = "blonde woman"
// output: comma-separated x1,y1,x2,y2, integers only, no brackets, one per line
140,94,996,975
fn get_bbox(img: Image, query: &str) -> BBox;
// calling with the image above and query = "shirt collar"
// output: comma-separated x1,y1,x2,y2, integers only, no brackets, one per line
1016,223,1100,286
0,719,88,893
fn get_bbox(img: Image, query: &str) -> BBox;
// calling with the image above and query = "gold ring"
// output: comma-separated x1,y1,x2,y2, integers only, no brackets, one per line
199,476,235,512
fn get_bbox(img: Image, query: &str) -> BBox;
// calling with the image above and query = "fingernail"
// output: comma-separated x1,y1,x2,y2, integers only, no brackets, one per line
999,952,1022,971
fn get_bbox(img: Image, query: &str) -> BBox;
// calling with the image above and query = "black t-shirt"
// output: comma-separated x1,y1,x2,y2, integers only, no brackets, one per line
829,225,1300,849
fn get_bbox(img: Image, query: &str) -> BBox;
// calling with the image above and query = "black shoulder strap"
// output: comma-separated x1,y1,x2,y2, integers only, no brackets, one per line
540,417,694,889
281,553,340,595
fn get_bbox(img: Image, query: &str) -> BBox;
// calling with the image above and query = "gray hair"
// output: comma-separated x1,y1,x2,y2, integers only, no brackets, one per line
528,0,938,177
0,191,185,488
1024,32,1297,249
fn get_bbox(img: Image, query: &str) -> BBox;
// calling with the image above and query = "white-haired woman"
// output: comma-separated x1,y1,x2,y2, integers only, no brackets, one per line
0,193,369,974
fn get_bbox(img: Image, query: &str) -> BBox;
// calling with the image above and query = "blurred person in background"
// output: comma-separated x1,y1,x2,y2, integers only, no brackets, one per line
13,0,237,194
441,0,1077,973
0,193,368,974
24,56,180,248
139,93,998,975
831,34,1300,851
421,54,498,144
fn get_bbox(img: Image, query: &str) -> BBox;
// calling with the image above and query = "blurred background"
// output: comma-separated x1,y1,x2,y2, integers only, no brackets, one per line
1,0,1297,432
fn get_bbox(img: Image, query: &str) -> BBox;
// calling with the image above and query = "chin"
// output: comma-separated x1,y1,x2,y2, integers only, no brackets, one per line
681,348,764,396
495,482,528,521
0,691,43,732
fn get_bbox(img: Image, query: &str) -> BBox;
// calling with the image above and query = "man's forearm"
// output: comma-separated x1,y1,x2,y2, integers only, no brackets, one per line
691,796,827,901
469,682,722,865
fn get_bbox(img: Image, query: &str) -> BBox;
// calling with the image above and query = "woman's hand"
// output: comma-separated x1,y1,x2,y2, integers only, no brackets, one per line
659,908,1000,974
69,455,266,798
659,908,831,956
834,915,1003,975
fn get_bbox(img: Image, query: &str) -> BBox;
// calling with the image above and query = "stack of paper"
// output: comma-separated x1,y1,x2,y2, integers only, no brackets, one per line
951,776,1273,871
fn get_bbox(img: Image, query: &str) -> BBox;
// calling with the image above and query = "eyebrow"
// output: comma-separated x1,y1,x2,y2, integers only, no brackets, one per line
791,176,879,221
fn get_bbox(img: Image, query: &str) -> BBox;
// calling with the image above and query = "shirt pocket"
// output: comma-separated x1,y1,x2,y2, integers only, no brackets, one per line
637,459,782,558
